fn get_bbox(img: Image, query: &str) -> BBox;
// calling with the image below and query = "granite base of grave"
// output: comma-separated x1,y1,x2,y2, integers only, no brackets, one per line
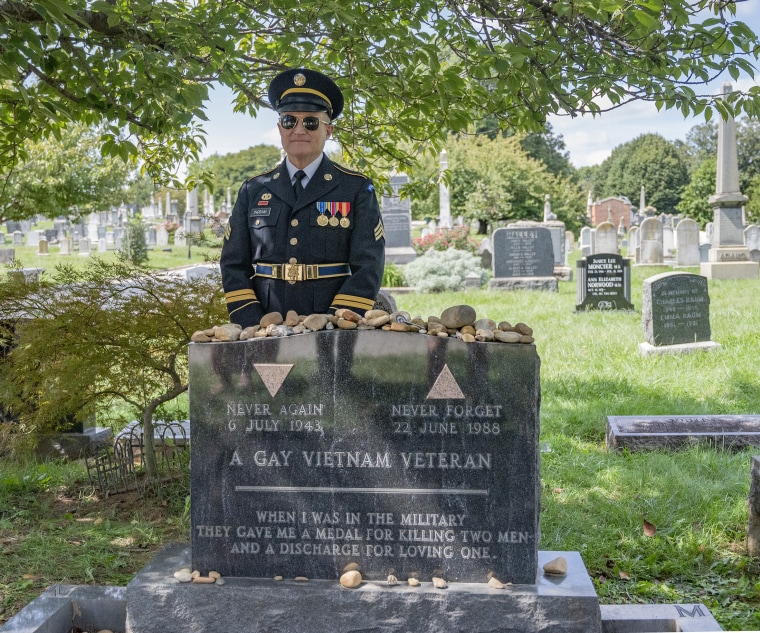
638,340,721,356
554,265,573,282
125,544,604,633
700,259,759,279
488,277,558,291
384,245,417,264
607,414,760,451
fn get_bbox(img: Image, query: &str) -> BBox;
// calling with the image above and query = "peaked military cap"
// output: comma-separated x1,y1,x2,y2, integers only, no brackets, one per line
268,68,344,119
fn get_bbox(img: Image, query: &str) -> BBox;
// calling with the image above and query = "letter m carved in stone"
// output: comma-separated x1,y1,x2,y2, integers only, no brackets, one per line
675,605,705,618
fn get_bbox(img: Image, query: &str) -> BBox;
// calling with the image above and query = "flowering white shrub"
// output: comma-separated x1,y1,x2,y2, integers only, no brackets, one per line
403,248,489,292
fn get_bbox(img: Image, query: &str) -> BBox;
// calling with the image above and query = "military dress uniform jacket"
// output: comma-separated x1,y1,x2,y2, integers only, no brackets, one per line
221,155,386,328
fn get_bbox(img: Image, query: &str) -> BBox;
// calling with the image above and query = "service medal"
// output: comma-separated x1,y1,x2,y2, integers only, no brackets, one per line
329,216,339,227
338,202,351,228
316,201,329,226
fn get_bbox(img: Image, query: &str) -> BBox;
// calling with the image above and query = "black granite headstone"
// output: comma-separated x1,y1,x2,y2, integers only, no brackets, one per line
492,227,554,278
576,254,634,311
189,331,540,584
642,272,711,346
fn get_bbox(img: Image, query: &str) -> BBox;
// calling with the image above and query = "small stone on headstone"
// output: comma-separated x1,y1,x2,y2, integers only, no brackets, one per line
543,556,568,576
339,570,362,588
440,304,476,329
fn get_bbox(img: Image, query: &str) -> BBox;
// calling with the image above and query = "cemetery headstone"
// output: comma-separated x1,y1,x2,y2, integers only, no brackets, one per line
663,225,675,258
98,238,108,253
37,238,49,256
59,236,71,256
627,226,639,261
381,172,416,264
26,230,40,248
638,217,664,265
489,226,557,291
79,238,91,256
640,272,719,354
745,224,760,253
701,82,759,279
675,218,700,267
593,222,618,254
189,331,541,584
157,226,170,247
542,220,567,265
575,254,634,311
44,228,57,243
12,231,23,246
0,248,15,264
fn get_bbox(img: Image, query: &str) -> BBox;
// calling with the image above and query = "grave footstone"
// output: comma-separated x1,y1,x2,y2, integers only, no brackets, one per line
489,226,557,291
575,254,634,311
639,272,720,355
607,415,760,452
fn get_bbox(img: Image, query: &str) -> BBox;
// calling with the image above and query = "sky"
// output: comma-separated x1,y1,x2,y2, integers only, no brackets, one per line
198,2,760,170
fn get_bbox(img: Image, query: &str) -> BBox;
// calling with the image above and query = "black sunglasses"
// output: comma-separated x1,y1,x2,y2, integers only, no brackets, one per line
279,114,330,131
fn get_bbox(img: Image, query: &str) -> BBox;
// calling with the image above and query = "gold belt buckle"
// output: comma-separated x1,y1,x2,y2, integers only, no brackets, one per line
284,263,303,284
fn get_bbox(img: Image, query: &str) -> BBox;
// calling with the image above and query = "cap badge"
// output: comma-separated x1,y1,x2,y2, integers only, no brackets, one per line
324,174,333,181
294,73,306,86
261,193,272,200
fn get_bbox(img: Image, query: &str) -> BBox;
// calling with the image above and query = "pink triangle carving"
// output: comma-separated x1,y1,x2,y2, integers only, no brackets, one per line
253,364,294,397
426,364,465,399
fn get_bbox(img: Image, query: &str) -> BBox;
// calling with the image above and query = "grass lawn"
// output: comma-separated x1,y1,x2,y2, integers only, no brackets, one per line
1,250,760,629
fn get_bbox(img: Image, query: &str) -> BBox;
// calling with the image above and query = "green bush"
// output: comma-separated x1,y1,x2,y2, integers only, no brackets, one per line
402,248,489,292
381,262,406,287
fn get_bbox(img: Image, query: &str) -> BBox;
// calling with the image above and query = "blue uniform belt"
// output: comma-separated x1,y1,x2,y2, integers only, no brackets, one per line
255,262,351,284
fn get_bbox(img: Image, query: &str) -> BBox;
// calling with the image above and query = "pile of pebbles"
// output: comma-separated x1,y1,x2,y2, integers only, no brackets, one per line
192,304,534,345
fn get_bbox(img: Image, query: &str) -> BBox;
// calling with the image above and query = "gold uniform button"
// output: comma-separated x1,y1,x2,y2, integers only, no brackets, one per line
255,219,261,226
290,237,298,245
289,257,297,264
291,219,299,227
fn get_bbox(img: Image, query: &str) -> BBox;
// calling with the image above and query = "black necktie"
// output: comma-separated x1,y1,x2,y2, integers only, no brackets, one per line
293,170,306,198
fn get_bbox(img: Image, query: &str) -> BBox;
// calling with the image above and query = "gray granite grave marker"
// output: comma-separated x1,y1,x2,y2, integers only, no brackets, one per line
189,331,541,584
607,415,760,451
381,173,416,264
491,226,554,278
641,272,713,347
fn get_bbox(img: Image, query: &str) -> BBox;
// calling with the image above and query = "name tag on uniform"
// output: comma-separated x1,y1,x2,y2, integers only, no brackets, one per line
252,208,271,216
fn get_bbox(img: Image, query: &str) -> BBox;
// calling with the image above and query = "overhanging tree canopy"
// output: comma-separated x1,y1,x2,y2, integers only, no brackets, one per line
2,0,759,185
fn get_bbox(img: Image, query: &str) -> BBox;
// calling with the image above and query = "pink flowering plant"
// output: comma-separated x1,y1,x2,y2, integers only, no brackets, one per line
412,226,480,255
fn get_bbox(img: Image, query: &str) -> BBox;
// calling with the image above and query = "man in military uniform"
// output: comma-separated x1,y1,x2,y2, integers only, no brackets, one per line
220,68,386,328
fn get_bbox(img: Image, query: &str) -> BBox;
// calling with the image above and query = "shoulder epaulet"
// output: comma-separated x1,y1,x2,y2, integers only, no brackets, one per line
334,164,368,178
244,165,280,184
